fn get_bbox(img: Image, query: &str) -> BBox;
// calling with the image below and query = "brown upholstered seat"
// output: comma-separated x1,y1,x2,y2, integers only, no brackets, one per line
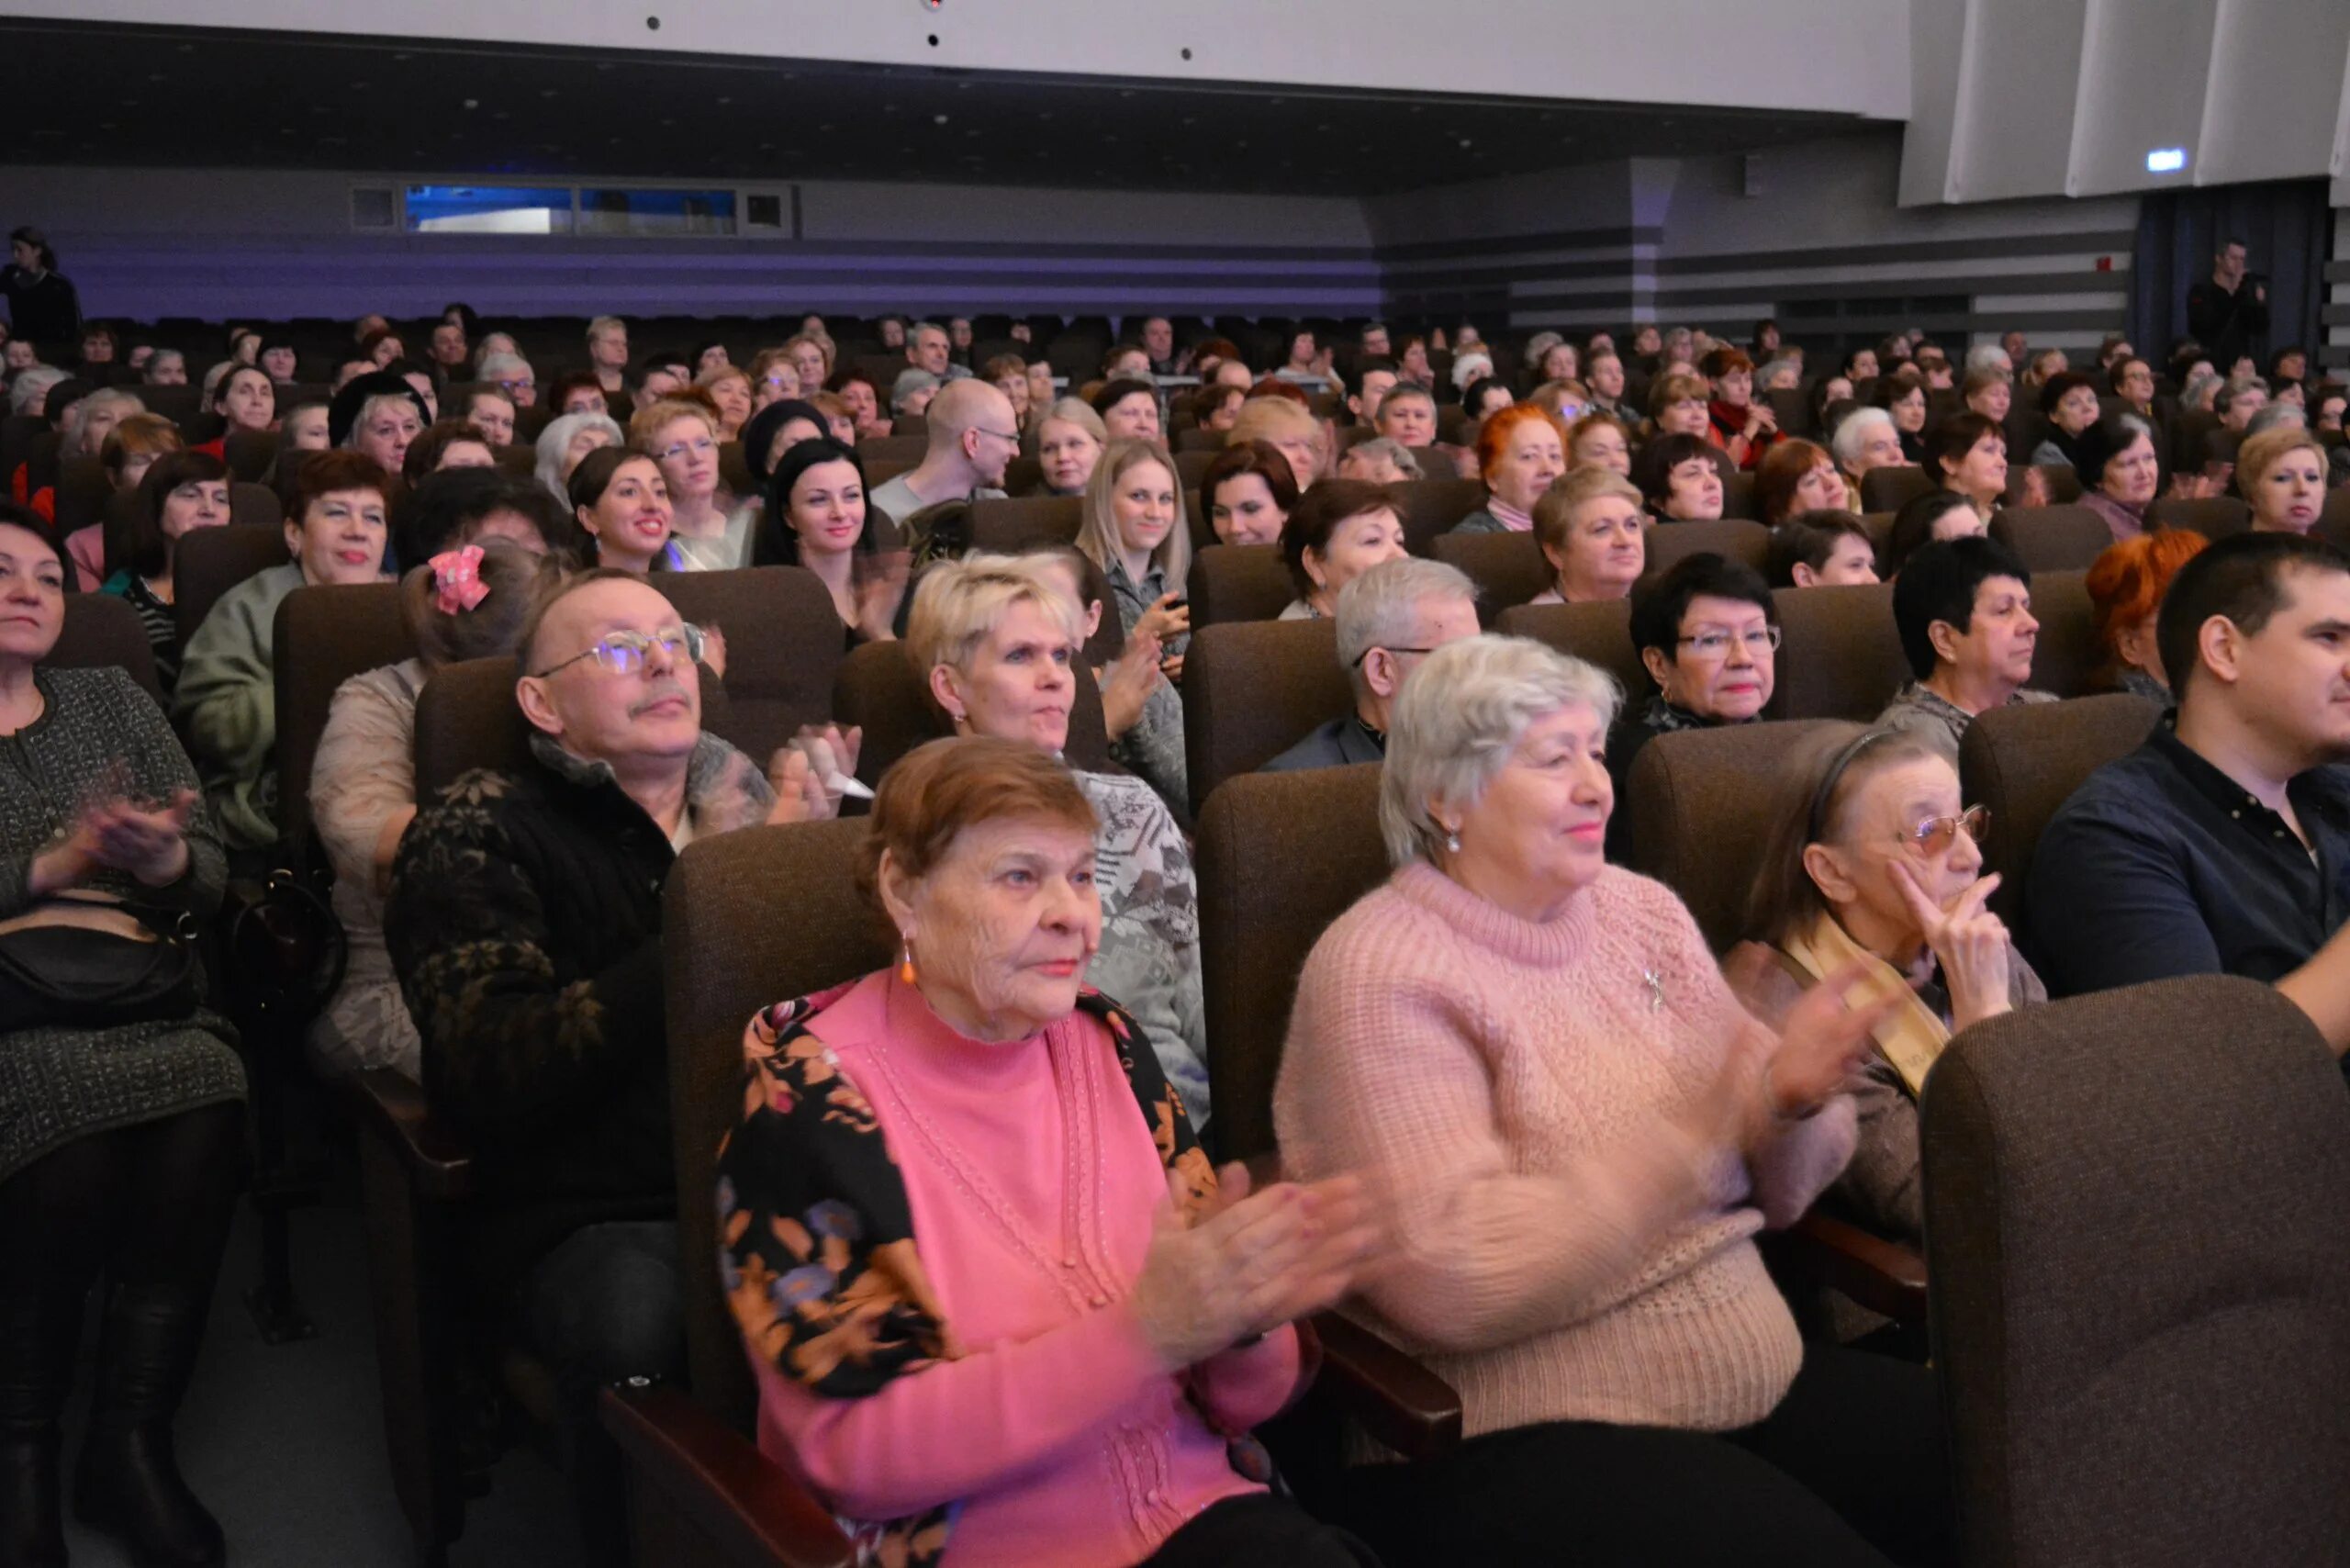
2023,568,2097,697
968,494,1082,553
1172,427,1225,454
1181,618,1351,816
1859,465,1933,514
1762,583,1906,722
413,655,542,796
223,430,276,485
46,591,164,706
1921,974,2350,1568
1719,470,1757,521
1494,598,1647,709
1956,691,2159,928
173,522,292,647
273,583,411,851
1624,720,1845,952
652,567,845,763
2322,482,2350,552
1989,504,2113,574
1648,518,1769,578
1386,476,1487,554
1173,448,1217,490
1432,529,1550,620
2145,496,2253,541
833,639,1113,783
1187,543,1297,627
716,440,753,500
2027,463,2084,505
51,455,109,535
1193,763,1389,1161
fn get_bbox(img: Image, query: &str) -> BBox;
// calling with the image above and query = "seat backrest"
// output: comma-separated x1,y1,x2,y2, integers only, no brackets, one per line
2145,496,2252,541
664,819,887,1431
2031,463,2084,505
1647,518,1769,578
652,567,845,763
1626,720,1845,952
2321,482,2350,554
968,494,1082,554
2167,407,2220,473
1957,691,2158,927
1718,470,1757,521
45,592,163,706
2025,569,2097,697
1385,477,1487,555
834,638,1113,783
1859,465,1933,514
1195,763,1389,1160
173,523,290,647
223,430,276,485
1187,543,1297,628
1494,597,1647,708
51,456,109,536
1768,386,1814,438
230,481,281,529
856,433,928,465
1989,505,2112,574
274,584,412,851
1763,582,1906,722
1921,975,2350,1568
1172,427,1225,454
1431,530,1550,621
1174,449,1218,491
412,655,536,798
1181,618,1350,816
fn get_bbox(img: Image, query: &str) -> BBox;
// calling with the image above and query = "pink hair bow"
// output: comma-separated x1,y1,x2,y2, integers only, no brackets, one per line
430,544,490,614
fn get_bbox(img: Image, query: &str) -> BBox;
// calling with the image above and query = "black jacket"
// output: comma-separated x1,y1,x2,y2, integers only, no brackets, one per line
2185,276,2269,373
0,265,82,345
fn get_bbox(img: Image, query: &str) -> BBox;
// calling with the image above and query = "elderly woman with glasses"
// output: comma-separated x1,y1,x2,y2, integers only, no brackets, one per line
1274,634,1953,1567
1727,724,2042,1249
631,397,746,571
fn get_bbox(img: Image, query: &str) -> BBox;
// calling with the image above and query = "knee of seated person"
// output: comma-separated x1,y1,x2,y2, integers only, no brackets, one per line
530,1228,684,1380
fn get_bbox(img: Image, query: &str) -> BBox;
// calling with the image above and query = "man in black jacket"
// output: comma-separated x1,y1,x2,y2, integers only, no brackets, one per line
386,570,811,1564
2185,237,2269,378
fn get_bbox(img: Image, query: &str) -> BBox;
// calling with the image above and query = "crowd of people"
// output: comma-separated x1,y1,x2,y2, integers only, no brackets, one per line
4,219,2350,1568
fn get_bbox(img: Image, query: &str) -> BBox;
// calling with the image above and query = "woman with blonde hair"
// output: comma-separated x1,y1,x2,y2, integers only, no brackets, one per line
630,396,745,570
2237,424,2332,535
693,364,755,441
1075,439,1192,810
1227,395,1328,490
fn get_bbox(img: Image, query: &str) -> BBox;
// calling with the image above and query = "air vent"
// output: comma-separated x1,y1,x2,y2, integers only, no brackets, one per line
351,185,397,230
744,191,786,231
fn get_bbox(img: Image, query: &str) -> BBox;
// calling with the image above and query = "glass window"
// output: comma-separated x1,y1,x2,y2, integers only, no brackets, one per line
578,188,738,238
403,185,574,234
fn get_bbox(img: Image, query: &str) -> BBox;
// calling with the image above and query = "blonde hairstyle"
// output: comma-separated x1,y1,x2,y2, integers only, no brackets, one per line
905,553,1087,718
628,397,718,453
1038,397,1107,444
98,411,182,478
695,364,752,398
781,332,834,375
1646,371,1710,425
1227,396,1319,450
2237,424,2329,493
1076,439,1191,589
1532,466,1643,554
61,387,145,458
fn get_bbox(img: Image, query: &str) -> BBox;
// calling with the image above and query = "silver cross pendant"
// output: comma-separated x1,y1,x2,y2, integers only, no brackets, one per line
1642,968,1665,1014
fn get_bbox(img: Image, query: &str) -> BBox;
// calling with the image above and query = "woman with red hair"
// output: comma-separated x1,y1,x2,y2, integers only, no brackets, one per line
2086,529,2210,701
1449,404,1568,535
1703,347,1783,470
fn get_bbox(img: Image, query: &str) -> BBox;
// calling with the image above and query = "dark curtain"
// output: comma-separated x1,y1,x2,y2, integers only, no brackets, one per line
2130,177,2329,370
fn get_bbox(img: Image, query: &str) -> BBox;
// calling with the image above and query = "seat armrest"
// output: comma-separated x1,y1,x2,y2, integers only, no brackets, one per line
1308,1311,1463,1462
352,1068,475,1201
600,1381,854,1568
1784,1209,1928,1325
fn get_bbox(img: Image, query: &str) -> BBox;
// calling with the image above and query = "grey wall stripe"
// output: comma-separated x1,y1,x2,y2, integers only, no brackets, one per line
1378,225,1659,262
1654,231,2136,274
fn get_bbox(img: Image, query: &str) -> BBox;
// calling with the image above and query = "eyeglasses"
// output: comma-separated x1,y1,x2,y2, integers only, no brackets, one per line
1904,805,1990,856
498,378,536,395
972,427,1023,445
1350,644,1442,667
532,622,705,678
1677,625,1782,659
659,436,718,463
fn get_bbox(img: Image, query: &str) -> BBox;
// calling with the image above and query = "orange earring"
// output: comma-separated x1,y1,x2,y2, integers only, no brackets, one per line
899,940,917,986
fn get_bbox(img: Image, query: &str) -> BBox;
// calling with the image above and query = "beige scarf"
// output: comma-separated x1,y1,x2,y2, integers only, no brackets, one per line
1781,913,1949,1097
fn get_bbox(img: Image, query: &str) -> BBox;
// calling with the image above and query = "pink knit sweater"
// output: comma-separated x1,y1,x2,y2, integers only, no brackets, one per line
749,973,1303,1567
1274,862,1856,1443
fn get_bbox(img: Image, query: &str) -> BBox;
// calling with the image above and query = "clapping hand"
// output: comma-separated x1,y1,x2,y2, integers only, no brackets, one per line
1768,961,1897,1124
1129,1164,1384,1370
1890,863,2013,1031
1133,591,1191,650
1099,629,1162,743
853,551,912,644
782,723,865,820
34,780,197,893
763,748,820,826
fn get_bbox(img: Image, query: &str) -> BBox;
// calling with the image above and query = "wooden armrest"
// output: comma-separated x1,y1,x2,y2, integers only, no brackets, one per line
352,1068,474,1201
1308,1311,1462,1462
1784,1210,1928,1325
600,1381,854,1568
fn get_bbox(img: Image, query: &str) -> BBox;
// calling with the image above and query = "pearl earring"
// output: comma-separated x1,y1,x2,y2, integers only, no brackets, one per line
1444,828,1461,854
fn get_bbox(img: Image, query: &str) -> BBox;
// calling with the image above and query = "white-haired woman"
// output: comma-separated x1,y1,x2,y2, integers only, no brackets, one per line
896,554,1214,1121
532,409,626,505
1274,635,1954,1567
1830,406,1907,512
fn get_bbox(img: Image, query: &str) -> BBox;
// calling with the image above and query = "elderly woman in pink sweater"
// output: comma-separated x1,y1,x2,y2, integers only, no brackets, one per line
719,736,1383,1568
1274,635,1956,1568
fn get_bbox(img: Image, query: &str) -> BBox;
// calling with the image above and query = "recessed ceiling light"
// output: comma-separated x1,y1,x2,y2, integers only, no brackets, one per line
934,113,948,124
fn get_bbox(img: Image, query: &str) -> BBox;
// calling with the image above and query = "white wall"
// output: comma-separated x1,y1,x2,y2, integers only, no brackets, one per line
2067,0,2215,196
0,0,1912,119
2199,0,2350,186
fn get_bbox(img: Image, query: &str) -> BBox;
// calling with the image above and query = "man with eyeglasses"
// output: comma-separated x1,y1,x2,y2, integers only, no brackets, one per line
1876,536,2054,764
2030,534,2350,1058
865,378,1018,540
476,349,538,409
1604,553,1785,858
1264,558,1479,773
384,569,821,1568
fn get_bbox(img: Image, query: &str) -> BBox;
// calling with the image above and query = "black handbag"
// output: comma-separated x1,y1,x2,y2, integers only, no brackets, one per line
0,903,201,1030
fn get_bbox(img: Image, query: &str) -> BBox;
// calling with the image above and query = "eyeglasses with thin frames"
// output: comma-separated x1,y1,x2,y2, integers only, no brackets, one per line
531,622,706,679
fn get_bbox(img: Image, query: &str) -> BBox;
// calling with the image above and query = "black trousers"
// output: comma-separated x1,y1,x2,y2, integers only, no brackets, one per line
0,1102,244,1315
1142,1491,1379,1567
1335,1343,1953,1568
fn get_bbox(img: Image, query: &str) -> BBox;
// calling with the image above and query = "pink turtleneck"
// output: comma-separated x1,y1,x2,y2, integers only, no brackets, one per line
1487,498,1536,532
748,971,1301,1567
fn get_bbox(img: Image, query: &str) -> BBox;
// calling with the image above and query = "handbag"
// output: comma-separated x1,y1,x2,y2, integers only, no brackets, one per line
0,902,201,1030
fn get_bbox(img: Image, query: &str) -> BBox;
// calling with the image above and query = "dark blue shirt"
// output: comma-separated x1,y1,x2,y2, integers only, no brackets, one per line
2027,723,2350,997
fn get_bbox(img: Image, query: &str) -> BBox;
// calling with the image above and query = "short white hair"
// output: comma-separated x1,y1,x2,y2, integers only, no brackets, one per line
476,351,532,383
533,410,626,502
7,366,67,416
1379,634,1622,867
1964,343,2012,375
1336,558,1476,697
1830,405,1897,468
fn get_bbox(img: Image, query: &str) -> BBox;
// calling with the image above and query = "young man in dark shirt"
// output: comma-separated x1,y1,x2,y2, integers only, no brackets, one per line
2184,237,2270,378
0,227,82,347
2029,532,2350,1053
